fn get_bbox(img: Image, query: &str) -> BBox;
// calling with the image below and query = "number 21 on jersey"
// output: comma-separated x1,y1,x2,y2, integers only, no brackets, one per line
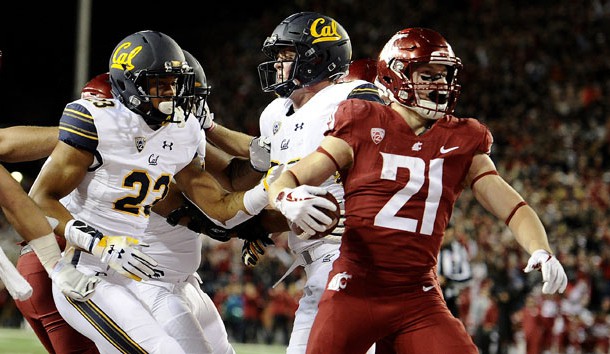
374,153,442,235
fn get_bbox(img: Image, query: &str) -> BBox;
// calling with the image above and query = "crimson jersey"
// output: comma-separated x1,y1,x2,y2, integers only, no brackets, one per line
329,99,492,275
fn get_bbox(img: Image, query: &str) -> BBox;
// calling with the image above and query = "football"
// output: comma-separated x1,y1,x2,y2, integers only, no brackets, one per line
289,192,341,240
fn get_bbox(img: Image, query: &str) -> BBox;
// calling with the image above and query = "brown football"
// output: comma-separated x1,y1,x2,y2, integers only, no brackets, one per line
289,192,341,239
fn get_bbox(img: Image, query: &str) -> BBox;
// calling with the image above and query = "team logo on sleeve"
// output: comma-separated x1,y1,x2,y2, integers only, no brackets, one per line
370,128,385,144
135,137,146,152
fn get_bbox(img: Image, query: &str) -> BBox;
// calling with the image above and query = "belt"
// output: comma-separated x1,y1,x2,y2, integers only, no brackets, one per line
20,244,33,256
272,242,340,288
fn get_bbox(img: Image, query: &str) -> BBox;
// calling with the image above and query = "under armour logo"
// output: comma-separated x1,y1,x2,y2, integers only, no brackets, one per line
294,123,304,131
162,141,173,150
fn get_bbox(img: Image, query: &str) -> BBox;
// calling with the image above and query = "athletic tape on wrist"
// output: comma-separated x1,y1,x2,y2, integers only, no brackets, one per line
28,233,62,274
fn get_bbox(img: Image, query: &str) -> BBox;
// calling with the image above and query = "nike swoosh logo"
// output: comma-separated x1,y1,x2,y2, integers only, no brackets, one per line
440,146,459,154
422,285,435,292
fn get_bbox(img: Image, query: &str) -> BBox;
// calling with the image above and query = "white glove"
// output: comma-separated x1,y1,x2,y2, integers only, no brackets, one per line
65,220,160,282
249,136,271,172
91,236,161,282
201,102,216,131
274,186,337,236
51,258,100,302
523,249,568,294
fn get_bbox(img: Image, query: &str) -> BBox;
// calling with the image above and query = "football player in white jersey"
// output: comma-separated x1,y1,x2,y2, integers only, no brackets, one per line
254,12,382,354
29,30,269,354
126,50,238,354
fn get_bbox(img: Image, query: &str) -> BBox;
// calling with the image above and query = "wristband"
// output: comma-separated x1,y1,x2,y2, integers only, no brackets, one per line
65,219,102,252
28,233,62,274
243,183,268,215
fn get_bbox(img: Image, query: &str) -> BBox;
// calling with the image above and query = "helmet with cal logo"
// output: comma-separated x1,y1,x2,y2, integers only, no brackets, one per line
257,12,352,97
108,30,194,125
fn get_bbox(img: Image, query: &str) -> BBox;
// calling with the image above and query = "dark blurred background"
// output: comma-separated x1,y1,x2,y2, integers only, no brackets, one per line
1,1,610,352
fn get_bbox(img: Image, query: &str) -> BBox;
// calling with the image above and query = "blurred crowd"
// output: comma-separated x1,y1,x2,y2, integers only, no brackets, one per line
1,1,610,353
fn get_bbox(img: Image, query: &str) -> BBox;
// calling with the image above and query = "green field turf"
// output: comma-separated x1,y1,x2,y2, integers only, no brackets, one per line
0,327,286,354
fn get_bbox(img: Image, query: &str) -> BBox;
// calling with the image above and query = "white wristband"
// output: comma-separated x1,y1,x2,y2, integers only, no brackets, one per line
243,183,268,215
28,233,62,275
64,219,95,251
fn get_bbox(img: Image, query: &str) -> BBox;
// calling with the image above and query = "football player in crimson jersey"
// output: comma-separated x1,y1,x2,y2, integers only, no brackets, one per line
267,27,568,354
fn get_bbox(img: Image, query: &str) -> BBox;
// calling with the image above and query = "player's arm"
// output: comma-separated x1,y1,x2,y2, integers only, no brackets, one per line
0,165,54,242
467,153,567,294
29,141,92,231
0,126,58,162
466,153,551,253
267,135,352,202
174,158,268,227
206,123,253,158
205,143,263,192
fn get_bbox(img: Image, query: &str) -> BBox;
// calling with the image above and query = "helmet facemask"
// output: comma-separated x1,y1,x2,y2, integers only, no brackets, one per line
258,39,301,98
385,57,461,120
122,61,194,126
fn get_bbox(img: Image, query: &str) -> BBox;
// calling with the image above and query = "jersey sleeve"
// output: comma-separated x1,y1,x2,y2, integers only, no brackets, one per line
327,99,361,146
346,82,383,103
476,122,493,155
58,101,99,153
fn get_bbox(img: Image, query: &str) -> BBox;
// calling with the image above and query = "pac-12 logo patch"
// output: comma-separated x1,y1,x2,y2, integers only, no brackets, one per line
135,137,146,152
371,128,385,144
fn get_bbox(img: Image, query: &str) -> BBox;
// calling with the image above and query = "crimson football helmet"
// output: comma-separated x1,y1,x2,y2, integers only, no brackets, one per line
377,28,462,120
81,72,112,99
258,12,352,98
182,50,211,128
337,58,377,83
108,30,194,125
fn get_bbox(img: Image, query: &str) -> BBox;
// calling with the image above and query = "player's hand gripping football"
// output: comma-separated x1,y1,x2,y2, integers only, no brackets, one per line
523,249,568,294
51,256,100,301
65,220,161,282
274,185,338,237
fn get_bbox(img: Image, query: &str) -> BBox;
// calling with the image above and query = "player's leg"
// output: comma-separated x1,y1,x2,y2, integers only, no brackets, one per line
15,250,98,354
305,273,378,354
52,276,185,354
392,286,478,354
287,245,339,354
127,278,214,354
184,275,235,354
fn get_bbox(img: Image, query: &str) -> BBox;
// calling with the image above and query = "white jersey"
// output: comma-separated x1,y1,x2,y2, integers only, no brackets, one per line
259,80,368,252
59,97,202,272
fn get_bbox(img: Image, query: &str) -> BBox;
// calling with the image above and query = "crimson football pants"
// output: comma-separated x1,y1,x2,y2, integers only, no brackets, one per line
14,251,99,354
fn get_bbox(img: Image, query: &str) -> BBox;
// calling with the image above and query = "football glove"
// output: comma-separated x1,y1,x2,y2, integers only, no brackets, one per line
201,102,215,131
523,249,568,294
91,236,161,282
51,257,100,302
242,236,275,267
166,196,232,242
64,220,160,282
274,186,337,236
249,136,271,173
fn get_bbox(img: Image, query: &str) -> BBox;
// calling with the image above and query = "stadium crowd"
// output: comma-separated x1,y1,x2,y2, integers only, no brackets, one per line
1,1,609,353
